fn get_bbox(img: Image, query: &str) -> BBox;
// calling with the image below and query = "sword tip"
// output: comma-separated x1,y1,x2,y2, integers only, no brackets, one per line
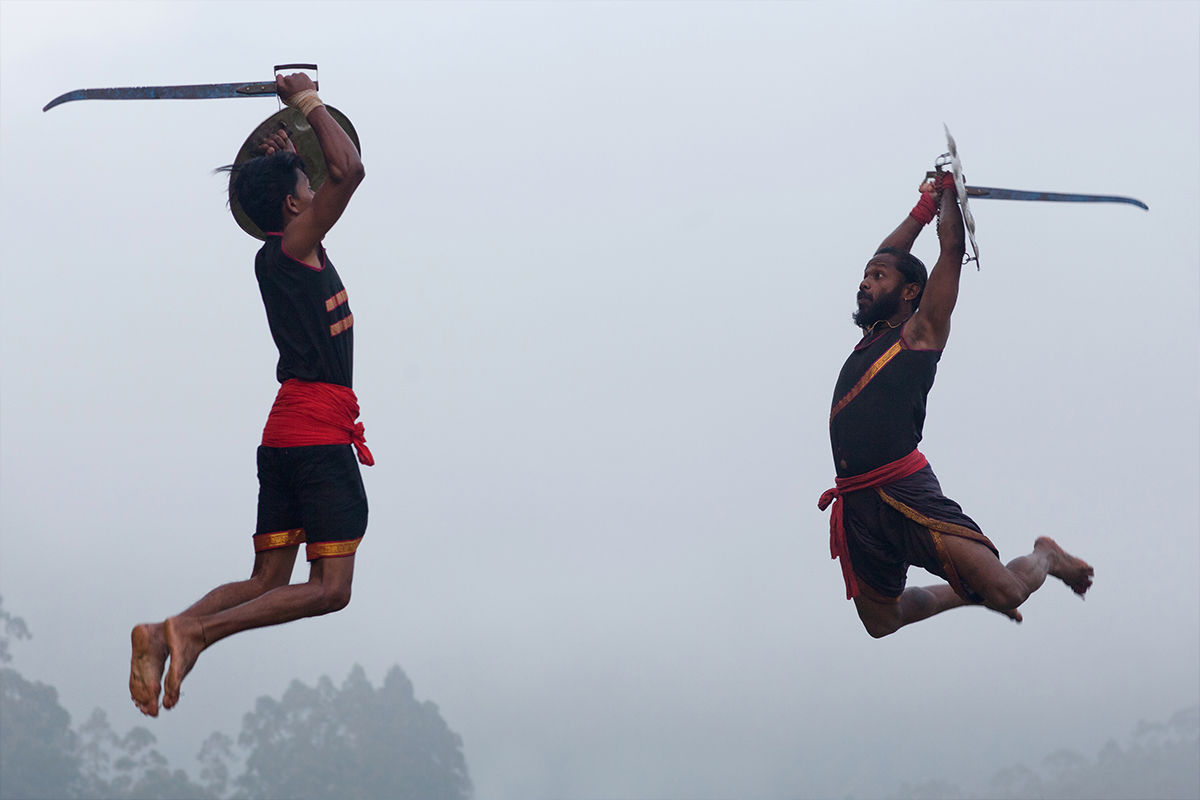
42,91,79,112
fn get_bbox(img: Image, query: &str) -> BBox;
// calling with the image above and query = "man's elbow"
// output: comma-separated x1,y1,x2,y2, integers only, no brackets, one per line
327,159,366,187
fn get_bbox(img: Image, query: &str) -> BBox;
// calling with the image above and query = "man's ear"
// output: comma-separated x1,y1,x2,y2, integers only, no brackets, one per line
903,283,921,302
283,194,300,218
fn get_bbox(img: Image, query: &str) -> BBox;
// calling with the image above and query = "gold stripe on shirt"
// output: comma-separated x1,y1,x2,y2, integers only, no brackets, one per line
830,341,903,422
330,313,354,337
325,290,348,312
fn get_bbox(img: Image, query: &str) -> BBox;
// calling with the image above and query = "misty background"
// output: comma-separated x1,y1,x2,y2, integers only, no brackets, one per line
1,2,1197,798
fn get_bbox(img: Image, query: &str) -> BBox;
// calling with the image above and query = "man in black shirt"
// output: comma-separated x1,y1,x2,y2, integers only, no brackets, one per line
129,71,368,715
820,173,1094,638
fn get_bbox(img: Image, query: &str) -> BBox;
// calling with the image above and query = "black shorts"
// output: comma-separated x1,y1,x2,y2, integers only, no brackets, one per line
841,466,996,603
254,444,368,560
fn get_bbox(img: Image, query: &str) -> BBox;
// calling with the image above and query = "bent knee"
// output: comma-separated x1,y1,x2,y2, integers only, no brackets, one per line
855,596,903,638
857,606,902,638
974,580,1026,611
862,617,900,639
319,585,351,614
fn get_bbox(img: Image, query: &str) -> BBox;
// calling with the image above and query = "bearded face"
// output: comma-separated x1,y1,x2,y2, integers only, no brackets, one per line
852,282,905,329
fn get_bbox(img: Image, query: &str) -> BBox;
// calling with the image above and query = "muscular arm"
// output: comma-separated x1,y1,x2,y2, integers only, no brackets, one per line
278,73,365,260
877,214,926,254
904,184,966,350
877,180,938,253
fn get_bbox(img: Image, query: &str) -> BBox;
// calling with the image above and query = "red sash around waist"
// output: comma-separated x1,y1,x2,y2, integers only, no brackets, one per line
817,448,928,598
261,379,375,466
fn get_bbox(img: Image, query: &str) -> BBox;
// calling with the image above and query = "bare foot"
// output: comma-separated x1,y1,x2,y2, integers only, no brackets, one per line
129,623,168,717
162,616,206,710
1036,536,1094,597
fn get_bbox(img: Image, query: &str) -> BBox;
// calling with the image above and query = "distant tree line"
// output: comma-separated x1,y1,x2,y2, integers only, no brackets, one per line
0,598,472,800
890,705,1200,800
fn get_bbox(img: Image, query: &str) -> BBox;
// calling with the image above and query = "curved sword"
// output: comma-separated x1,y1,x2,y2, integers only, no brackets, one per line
43,82,284,112
964,186,1148,211
43,64,319,112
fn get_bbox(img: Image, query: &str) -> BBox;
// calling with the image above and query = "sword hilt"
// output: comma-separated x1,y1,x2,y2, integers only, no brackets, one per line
273,64,319,92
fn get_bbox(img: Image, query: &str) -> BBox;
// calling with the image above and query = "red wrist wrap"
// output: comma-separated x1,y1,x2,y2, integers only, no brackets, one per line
910,192,936,225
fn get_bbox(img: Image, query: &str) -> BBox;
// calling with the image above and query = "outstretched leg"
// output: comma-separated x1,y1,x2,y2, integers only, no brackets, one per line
162,554,355,710
854,583,1020,639
854,536,1091,638
945,535,1093,612
129,546,300,717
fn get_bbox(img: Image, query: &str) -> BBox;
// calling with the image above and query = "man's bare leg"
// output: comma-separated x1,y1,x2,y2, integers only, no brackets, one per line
855,583,1020,638
129,546,300,717
162,554,355,710
945,535,1093,612
852,533,1094,638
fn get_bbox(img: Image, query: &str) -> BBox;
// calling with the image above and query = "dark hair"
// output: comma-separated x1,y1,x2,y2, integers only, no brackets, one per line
217,152,308,234
873,246,928,309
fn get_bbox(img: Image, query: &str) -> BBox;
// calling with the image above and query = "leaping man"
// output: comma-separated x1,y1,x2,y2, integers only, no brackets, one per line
129,71,370,714
819,171,1094,637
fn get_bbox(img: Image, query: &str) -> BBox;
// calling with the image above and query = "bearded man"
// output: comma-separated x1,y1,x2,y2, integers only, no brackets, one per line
819,173,1093,637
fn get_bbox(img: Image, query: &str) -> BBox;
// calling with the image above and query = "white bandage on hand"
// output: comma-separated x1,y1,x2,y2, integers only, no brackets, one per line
285,89,325,117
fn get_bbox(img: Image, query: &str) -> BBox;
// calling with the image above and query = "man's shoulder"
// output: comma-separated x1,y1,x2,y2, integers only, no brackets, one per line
254,237,279,279
254,234,283,259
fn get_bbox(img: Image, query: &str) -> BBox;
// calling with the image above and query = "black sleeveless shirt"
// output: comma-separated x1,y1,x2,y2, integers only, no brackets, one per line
255,234,354,389
829,325,940,478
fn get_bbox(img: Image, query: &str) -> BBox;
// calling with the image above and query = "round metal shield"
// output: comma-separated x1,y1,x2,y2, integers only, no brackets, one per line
228,105,361,239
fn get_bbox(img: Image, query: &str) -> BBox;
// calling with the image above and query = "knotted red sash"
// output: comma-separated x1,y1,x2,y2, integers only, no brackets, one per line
261,379,375,466
818,448,928,598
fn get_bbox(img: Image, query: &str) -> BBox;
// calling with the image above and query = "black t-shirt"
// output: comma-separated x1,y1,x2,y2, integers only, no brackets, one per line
255,234,354,388
829,325,940,478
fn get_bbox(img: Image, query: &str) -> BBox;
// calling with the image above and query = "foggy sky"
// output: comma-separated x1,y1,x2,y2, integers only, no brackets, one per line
1,2,1197,798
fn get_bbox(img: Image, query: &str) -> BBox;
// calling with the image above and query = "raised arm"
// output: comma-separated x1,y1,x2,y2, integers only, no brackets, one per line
877,180,939,253
877,213,925,254
277,72,365,261
904,180,966,351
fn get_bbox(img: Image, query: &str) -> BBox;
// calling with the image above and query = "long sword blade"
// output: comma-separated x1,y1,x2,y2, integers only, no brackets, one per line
43,81,283,112
966,185,1148,210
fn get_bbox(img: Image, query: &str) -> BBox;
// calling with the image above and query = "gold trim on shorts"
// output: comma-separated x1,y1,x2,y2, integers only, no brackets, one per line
306,538,362,560
855,577,901,605
876,489,997,602
254,528,306,552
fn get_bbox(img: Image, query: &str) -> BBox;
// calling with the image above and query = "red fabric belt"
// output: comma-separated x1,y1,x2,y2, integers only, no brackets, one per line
261,379,375,466
818,448,928,598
